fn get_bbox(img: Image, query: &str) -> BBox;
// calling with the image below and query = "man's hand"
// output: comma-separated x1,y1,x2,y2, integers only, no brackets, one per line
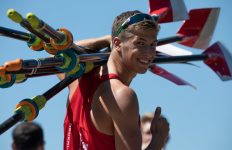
150,107,170,149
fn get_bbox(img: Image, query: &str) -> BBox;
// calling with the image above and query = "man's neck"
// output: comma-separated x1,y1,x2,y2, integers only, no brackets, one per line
106,52,136,86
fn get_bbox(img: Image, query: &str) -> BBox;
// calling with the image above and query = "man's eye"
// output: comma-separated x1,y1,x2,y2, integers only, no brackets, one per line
151,42,157,48
136,42,145,46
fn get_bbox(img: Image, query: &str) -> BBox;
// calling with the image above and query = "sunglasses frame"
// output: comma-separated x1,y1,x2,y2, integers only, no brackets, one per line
116,13,155,36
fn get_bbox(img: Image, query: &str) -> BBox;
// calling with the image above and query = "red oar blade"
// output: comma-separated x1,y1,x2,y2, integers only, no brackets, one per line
203,42,232,81
149,64,196,88
149,0,188,23
178,8,220,49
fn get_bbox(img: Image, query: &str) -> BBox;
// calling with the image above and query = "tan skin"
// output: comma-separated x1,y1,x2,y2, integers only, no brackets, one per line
63,27,169,149
98,29,157,150
141,107,170,150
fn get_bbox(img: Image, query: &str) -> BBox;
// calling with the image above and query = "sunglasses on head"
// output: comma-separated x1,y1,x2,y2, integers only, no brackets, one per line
116,13,155,36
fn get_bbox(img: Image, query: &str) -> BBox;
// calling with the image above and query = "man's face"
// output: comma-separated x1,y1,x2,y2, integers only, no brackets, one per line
120,28,157,74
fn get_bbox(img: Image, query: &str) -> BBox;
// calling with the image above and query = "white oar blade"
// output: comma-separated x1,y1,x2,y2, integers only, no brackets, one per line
157,44,192,56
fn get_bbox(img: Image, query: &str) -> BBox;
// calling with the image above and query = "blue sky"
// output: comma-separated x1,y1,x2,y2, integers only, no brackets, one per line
0,0,232,150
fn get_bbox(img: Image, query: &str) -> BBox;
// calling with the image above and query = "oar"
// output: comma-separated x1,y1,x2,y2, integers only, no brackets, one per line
2,51,109,73
0,59,106,88
0,60,97,134
25,13,108,55
150,41,232,86
2,41,231,81
0,76,76,135
4,7,219,55
6,9,59,53
157,8,220,50
1,41,231,89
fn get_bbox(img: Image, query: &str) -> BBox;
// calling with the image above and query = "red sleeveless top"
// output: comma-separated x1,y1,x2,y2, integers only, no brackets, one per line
63,68,118,150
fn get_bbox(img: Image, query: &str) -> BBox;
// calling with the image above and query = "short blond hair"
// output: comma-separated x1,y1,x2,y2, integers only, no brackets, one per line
141,112,154,123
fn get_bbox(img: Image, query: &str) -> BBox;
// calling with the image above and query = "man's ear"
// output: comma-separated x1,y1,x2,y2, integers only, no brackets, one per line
12,143,16,150
113,37,122,52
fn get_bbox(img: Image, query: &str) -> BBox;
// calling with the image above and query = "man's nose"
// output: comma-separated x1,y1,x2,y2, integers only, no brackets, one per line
144,46,156,55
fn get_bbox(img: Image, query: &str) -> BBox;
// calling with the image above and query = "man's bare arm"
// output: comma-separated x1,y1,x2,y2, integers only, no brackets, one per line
110,85,169,150
74,35,111,52
56,35,111,82
111,86,142,150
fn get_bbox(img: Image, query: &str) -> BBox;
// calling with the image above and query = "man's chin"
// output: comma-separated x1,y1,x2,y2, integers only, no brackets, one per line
138,69,148,74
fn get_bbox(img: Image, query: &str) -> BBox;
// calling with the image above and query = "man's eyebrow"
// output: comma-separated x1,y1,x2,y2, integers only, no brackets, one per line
137,37,146,41
136,37,158,44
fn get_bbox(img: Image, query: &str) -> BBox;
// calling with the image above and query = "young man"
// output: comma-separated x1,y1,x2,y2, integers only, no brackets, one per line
63,10,168,150
12,122,44,150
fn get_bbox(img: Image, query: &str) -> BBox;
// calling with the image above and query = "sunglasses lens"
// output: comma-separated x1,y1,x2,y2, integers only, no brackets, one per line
130,14,153,24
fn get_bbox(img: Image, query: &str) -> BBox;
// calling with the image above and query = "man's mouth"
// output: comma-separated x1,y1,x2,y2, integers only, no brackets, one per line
138,58,151,65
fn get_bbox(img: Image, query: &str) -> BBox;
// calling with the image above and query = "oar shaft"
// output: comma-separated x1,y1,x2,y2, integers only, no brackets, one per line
77,52,110,62
6,67,60,75
21,21,50,43
0,113,23,135
0,77,75,135
0,26,32,42
43,76,77,100
26,72,62,78
158,35,184,46
22,57,64,69
38,20,63,41
154,54,208,64
22,52,109,68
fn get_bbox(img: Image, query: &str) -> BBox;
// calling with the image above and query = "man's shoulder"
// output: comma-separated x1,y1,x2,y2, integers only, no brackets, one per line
96,77,139,112
109,81,139,112
102,79,137,101
114,85,137,101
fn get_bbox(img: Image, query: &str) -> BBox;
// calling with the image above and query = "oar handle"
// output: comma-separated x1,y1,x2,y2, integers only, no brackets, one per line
4,59,23,72
0,66,6,76
26,13,72,49
26,13,63,41
7,9,50,43
26,13,73,51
